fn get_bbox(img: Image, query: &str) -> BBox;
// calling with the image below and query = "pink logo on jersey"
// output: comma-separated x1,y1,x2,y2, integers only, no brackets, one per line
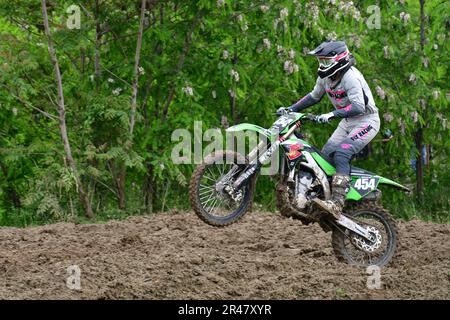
326,89,347,102
350,124,374,141
337,104,352,111
340,143,352,149
358,124,371,139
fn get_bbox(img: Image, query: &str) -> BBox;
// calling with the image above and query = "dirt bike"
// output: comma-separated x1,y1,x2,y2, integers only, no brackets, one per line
189,112,410,266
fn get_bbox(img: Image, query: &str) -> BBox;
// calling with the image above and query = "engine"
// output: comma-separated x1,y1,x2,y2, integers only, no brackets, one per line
294,171,314,210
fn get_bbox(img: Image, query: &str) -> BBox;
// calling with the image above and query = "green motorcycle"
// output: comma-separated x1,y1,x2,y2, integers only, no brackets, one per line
189,112,409,266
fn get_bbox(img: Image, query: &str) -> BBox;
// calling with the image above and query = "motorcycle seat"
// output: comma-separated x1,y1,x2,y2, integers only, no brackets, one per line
350,166,375,176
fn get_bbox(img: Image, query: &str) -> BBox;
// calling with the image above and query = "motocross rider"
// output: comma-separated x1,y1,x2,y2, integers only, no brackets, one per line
277,40,380,217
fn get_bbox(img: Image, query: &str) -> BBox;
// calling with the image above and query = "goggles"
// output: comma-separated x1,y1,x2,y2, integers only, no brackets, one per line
317,57,335,68
317,50,349,68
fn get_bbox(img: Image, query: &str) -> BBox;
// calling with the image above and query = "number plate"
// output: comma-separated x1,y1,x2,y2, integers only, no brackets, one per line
352,177,379,196
269,114,298,134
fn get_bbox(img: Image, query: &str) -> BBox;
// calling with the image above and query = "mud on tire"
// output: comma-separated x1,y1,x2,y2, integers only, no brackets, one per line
189,151,256,227
331,201,398,267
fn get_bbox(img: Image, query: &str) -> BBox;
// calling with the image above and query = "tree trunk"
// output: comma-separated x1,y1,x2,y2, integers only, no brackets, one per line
143,163,155,213
229,91,236,123
129,0,146,136
41,0,95,218
162,12,201,119
230,40,238,123
0,160,21,209
115,0,147,210
94,0,102,90
415,0,426,195
142,75,154,131
414,129,424,194
117,167,126,210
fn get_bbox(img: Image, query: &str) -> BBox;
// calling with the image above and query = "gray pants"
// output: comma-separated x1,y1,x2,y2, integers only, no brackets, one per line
322,113,380,175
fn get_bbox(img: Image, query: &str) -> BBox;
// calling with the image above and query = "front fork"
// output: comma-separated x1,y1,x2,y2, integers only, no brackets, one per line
232,141,280,189
336,214,373,241
232,121,302,190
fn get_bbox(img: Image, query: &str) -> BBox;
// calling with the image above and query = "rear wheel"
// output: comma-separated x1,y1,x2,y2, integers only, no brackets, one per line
331,202,398,266
189,151,256,227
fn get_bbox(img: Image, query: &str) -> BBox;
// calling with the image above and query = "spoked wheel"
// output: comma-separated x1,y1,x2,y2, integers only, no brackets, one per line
331,203,398,266
189,151,256,227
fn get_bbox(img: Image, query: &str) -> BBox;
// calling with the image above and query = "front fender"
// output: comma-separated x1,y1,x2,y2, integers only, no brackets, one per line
226,123,272,140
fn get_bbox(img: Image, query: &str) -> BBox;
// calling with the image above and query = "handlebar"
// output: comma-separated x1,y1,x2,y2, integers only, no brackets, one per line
274,109,319,121
303,114,319,122
274,109,288,117
275,109,328,123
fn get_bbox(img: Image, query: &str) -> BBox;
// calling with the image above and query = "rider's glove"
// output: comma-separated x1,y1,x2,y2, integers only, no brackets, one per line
316,112,335,124
276,107,290,116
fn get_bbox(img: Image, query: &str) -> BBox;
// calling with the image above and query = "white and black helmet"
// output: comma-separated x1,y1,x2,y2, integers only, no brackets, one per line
308,40,351,79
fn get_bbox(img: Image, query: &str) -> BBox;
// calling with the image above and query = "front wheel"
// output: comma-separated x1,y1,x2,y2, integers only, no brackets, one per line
331,202,398,266
189,151,256,227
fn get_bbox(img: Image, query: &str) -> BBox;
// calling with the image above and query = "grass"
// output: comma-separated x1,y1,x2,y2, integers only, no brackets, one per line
380,183,450,223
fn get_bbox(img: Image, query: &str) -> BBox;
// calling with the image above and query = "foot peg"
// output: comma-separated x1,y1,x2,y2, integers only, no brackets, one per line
312,198,342,220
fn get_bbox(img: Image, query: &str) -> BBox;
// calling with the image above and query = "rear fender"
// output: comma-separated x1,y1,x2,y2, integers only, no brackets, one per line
378,177,410,192
346,175,410,201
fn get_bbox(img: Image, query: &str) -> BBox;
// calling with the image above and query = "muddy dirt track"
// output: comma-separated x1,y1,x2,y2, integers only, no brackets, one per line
0,211,449,299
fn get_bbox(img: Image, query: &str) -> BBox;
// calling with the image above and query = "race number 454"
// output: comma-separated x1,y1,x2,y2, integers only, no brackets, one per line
354,178,376,191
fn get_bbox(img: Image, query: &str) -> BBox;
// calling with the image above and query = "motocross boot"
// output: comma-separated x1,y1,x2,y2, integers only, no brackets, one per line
312,174,351,219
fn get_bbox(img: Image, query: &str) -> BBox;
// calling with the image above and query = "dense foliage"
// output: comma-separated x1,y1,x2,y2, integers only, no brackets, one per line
0,0,448,226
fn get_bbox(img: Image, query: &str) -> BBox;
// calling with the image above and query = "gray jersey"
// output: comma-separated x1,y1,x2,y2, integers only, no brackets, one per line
310,67,378,118
287,66,380,175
